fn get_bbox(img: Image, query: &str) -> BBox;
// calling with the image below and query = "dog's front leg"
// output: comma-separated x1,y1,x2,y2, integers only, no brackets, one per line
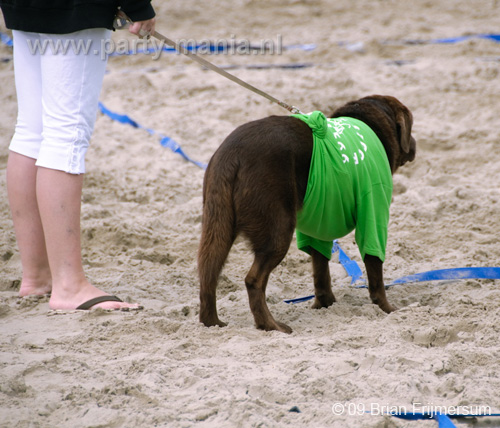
310,249,336,309
364,254,397,313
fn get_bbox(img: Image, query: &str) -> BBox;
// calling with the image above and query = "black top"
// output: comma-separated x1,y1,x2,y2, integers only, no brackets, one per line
0,0,155,34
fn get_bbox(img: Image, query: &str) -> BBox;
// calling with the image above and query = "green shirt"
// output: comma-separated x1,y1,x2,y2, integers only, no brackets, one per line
292,111,393,261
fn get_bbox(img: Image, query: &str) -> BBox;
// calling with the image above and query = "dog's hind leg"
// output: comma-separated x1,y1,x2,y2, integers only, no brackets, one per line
310,249,336,309
198,229,233,327
364,254,397,313
245,251,292,334
244,224,294,334
198,179,236,328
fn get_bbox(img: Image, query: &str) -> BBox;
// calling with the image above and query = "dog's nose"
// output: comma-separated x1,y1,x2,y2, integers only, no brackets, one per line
400,137,416,165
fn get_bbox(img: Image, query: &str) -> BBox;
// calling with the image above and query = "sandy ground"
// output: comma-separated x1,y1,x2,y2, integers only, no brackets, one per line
1,1,500,427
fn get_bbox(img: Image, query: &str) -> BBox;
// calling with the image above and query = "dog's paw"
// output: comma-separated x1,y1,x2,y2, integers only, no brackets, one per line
200,317,228,328
257,320,293,334
386,304,398,313
275,321,293,334
378,302,398,314
311,294,336,309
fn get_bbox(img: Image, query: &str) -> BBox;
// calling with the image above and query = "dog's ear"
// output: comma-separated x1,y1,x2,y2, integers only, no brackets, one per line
396,109,412,154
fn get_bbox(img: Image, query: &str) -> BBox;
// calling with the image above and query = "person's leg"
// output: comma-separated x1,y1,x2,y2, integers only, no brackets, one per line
7,153,52,296
37,29,138,310
36,167,133,310
7,31,52,296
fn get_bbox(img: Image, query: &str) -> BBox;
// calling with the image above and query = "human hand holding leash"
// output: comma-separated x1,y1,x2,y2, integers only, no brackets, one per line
117,10,155,39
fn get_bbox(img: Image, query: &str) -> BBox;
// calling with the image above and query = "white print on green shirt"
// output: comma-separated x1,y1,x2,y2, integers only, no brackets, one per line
327,117,368,165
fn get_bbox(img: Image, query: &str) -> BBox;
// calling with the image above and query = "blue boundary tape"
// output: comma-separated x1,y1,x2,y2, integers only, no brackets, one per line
220,62,315,71
0,31,13,47
333,240,364,285
98,102,207,169
103,62,317,76
1,30,13,62
284,242,500,304
393,412,456,427
399,33,500,45
385,267,500,288
387,411,500,428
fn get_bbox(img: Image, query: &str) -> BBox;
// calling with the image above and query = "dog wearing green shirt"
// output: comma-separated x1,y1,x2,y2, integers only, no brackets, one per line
198,95,416,333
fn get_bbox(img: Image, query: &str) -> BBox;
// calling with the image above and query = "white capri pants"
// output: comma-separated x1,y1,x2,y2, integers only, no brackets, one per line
10,29,110,174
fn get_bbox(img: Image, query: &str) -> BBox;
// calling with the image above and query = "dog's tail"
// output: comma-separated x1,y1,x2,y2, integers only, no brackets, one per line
198,152,238,326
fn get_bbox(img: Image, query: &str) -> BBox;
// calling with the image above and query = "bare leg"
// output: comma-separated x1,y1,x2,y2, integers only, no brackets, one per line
310,248,336,309
7,154,140,310
35,167,140,310
364,254,396,313
7,152,52,296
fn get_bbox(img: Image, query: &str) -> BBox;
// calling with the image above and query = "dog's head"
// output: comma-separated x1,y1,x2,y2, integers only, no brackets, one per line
331,95,416,173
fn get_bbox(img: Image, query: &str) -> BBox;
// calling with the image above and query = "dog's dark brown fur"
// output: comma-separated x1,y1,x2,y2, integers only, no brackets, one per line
198,95,416,333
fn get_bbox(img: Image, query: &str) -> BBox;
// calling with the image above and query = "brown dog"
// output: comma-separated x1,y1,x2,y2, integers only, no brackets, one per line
198,95,416,333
